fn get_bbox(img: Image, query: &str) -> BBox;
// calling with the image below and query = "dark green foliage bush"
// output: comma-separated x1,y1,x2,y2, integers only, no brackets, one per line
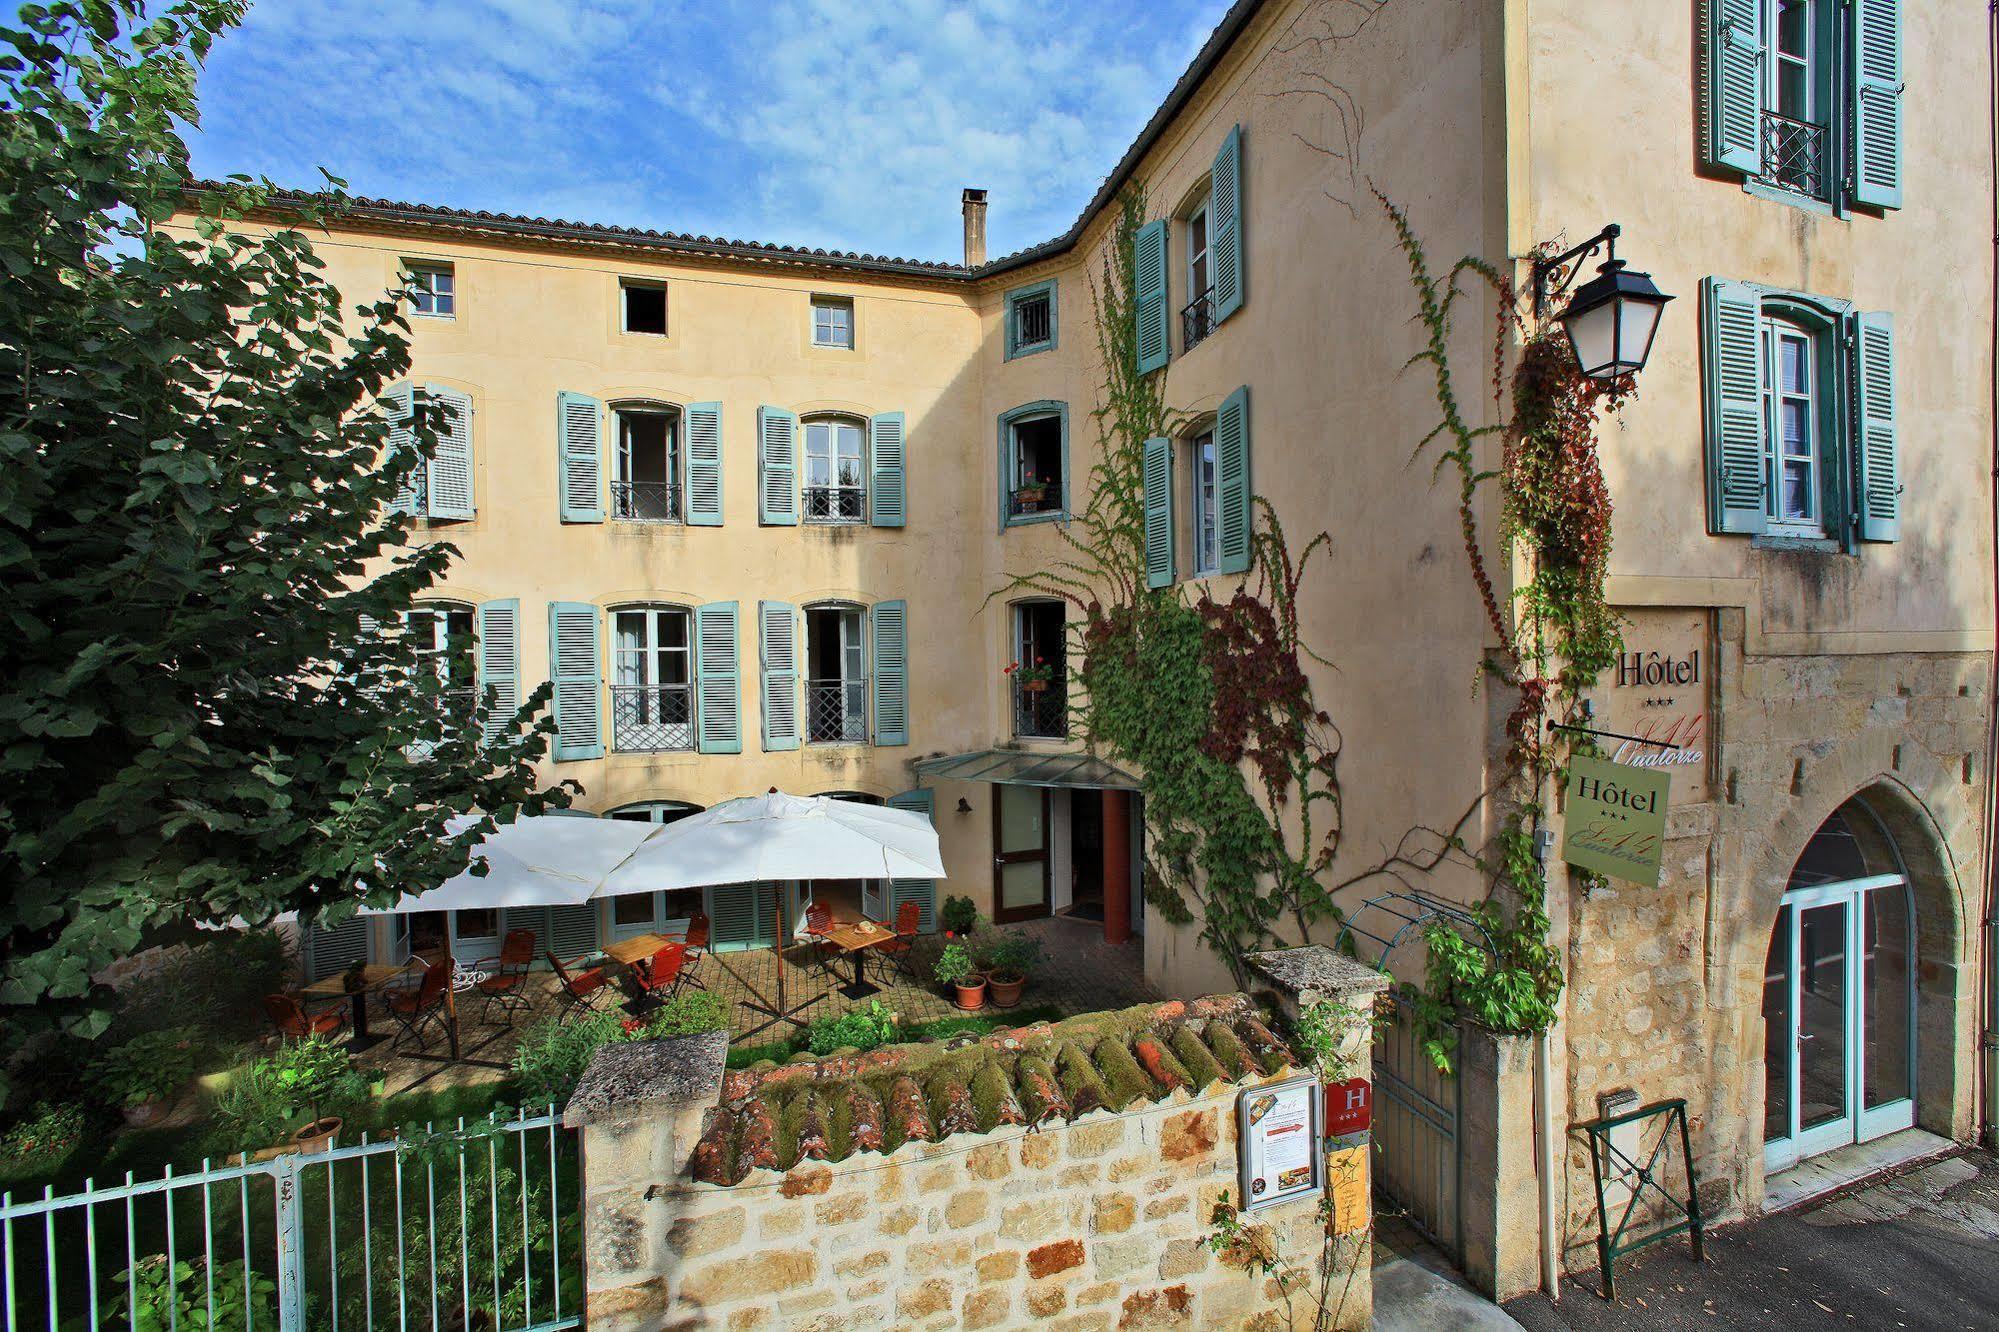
107,928,294,1059
940,895,980,935
639,990,728,1039
89,1027,203,1107
804,1000,900,1055
509,1011,625,1108
113,1255,276,1332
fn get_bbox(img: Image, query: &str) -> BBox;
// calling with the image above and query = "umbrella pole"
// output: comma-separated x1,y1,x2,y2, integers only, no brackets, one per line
736,883,828,1040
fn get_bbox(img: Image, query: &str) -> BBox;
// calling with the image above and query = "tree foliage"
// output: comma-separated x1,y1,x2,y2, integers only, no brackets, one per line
0,0,571,1066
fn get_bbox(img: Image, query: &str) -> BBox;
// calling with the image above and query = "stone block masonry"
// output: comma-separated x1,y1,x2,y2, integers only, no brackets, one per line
567,981,1383,1330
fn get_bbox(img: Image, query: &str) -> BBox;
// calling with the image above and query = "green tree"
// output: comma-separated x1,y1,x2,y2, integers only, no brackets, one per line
0,0,573,1073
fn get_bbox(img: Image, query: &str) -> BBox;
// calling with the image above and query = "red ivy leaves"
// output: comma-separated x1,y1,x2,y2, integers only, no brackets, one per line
1197,590,1315,798
1504,335,1629,580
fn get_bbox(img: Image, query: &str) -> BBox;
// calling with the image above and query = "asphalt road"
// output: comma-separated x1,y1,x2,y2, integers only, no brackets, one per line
1505,1151,1999,1331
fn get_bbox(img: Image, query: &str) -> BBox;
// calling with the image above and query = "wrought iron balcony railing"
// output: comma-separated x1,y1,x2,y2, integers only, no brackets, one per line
807,677,868,743
611,480,680,523
803,486,866,523
1013,677,1068,739
403,687,477,760
1760,110,1826,200
1181,286,1215,351
611,682,695,752
1008,484,1062,520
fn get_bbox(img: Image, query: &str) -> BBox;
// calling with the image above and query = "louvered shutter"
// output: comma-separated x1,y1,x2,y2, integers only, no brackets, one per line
1211,125,1245,324
706,882,777,952
686,402,724,526
476,599,521,744
1142,436,1175,588
425,385,475,519
555,392,604,523
757,407,799,525
1133,219,1170,375
871,600,909,747
1701,278,1767,535
546,904,602,962
385,383,420,516
1851,0,1904,209
870,412,907,527
695,601,742,754
548,602,604,760
1853,311,1900,542
885,789,937,932
305,916,372,982
1216,386,1252,574
759,600,801,751
1701,0,1762,175
500,904,550,957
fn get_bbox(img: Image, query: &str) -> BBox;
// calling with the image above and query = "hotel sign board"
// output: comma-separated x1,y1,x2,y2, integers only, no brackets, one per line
1237,1076,1323,1213
1562,755,1670,886
1590,609,1711,805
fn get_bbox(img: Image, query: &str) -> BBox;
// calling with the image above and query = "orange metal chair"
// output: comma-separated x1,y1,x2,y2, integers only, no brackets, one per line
676,914,711,991
386,957,451,1051
871,901,923,985
264,993,343,1040
549,951,611,1020
474,928,537,1020
630,943,688,1011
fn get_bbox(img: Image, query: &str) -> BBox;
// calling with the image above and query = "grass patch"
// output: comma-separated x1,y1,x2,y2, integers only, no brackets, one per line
724,1004,1066,1070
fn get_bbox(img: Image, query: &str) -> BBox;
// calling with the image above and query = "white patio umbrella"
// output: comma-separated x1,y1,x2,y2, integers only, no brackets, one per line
357,813,658,915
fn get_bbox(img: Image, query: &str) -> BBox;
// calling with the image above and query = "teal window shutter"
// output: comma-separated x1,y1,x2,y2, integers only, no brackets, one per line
1133,219,1170,374
305,916,373,982
1215,386,1252,573
1210,125,1245,323
1142,436,1175,588
871,600,909,746
870,412,907,527
758,600,801,751
885,788,937,932
1851,0,1904,209
685,402,725,527
546,902,601,961
695,601,742,754
1852,311,1899,541
547,602,604,760
556,392,604,523
425,385,476,519
757,406,799,526
385,383,420,516
1701,0,1763,176
475,598,521,744
1700,278,1768,535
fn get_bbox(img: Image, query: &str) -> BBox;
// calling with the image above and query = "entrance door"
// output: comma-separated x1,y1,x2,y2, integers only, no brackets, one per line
1069,790,1103,916
993,784,1051,922
1762,872,1916,1172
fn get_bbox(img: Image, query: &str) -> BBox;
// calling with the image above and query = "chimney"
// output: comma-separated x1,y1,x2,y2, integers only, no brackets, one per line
961,188,988,268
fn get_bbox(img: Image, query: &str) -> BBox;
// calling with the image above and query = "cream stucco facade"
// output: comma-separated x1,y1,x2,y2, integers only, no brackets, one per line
188,0,1995,1282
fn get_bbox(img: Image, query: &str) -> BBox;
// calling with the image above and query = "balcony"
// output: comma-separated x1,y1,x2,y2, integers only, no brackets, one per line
1008,483,1062,521
803,486,865,524
1181,286,1215,351
611,480,679,523
404,686,476,761
1013,676,1067,740
807,677,868,744
611,683,695,752
1760,110,1826,200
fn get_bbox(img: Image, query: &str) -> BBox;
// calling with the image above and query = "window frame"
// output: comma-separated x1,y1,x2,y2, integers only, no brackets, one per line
801,414,868,524
1188,427,1221,576
1004,279,1058,360
611,403,682,524
606,801,704,937
810,295,855,350
1738,0,1850,214
609,605,696,753
1756,294,1848,542
406,601,477,690
997,400,1070,529
405,262,456,319
803,601,869,745
619,279,668,336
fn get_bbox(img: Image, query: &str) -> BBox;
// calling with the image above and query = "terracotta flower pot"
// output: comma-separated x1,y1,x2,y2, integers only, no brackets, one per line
951,976,988,1011
293,1117,342,1155
987,971,1027,1009
1021,680,1049,694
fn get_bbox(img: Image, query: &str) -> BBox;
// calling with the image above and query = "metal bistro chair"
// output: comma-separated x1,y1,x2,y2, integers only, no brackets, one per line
629,943,688,1013
676,913,711,991
386,957,452,1052
473,928,536,1021
800,900,838,975
263,993,344,1041
871,901,923,986
549,951,612,1021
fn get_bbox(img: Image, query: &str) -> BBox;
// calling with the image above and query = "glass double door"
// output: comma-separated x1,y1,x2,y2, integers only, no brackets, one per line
1762,873,1915,1172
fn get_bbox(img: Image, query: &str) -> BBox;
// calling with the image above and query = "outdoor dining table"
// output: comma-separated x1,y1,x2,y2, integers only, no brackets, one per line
300,962,408,1053
819,919,898,1000
599,933,675,968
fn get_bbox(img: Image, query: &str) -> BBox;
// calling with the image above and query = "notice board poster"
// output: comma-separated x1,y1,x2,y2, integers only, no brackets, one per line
1236,1075,1322,1212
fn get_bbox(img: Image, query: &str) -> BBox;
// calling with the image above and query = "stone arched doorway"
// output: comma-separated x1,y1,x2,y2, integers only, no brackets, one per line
1758,786,1962,1173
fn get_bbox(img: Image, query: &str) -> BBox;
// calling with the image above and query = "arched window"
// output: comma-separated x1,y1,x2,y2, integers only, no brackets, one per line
802,415,866,523
1760,312,1825,535
610,605,694,752
607,800,705,939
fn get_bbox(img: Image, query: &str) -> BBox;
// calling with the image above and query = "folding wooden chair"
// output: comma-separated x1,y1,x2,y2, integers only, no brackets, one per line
870,901,923,985
473,928,536,1021
386,958,451,1051
548,951,612,1021
263,993,343,1040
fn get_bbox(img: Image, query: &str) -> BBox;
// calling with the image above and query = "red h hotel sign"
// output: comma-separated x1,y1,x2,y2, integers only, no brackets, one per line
1325,1078,1372,1136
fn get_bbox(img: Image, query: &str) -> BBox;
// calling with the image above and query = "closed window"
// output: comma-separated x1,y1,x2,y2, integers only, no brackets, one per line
406,262,455,318
621,280,666,335
804,417,866,522
805,604,867,744
811,296,854,349
613,406,680,522
1763,317,1822,533
608,802,704,936
1005,281,1057,359
611,607,695,752
1190,429,1220,574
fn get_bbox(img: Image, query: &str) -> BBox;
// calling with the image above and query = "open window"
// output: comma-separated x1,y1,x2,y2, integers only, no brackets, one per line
1010,600,1067,739
1182,194,1213,349
404,603,476,748
804,603,867,744
610,606,695,752
1001,403,1067,525
621,280,667,335
613,405,680,522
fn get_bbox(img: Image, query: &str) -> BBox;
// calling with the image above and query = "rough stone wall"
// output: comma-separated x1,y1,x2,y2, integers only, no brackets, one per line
1556,602,1990,1264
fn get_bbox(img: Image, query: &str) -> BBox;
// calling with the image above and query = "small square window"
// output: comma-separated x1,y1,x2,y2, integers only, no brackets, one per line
406,262,455,318
812,297,854,349
622,281,667,335
1006,281,1057,359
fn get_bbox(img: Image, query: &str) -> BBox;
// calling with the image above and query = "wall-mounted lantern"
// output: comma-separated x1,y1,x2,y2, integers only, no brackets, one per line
1532,224,1674,381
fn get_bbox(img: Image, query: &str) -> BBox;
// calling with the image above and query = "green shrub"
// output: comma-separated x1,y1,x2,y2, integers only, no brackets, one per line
933,942,981,987
805,1000,900,1055
939,895,980,935
981,930,1044,979
0,1101,88,1170
90,1027,202,1108
265,1036,367,1131
637,990,729,1039
112,1254,275,1332
509,1011,625,1108
108,928,293,1056
210,1059,294,1150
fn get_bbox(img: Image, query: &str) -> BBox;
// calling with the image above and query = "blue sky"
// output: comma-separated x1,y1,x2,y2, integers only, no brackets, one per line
183,0,1235,265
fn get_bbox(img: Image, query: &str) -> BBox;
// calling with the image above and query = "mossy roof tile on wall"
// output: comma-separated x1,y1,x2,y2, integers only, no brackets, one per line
689,995,1296,1186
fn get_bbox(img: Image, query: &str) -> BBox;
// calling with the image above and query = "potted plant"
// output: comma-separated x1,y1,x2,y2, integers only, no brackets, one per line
939,895,980,940
341,957,369,994
981,930,1044,1010
90,1028,199,1127
1004,658,1056,694
268,1036,367,1154
212,1059,294,1159
934,943,986,1011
